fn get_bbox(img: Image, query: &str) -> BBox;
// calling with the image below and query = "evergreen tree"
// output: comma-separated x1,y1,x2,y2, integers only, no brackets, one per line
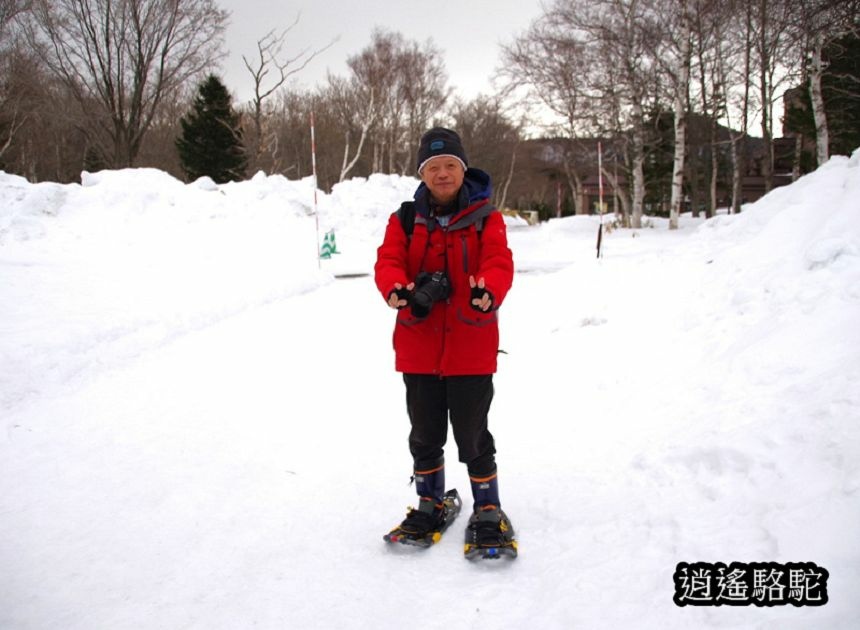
642,107,675,215
176,75,247,183
785,31,860,165
822,32,860,157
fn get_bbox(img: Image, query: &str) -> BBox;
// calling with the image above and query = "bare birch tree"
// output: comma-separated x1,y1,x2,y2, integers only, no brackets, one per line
500,6,597,215
0,49,37,161
0,0,29,40
346,29,447,175
645,0,694,229
0,0,32,160
580,0,659,228
348,30,406,173
243,15,335,173
397,39,449,174
749,0,795,192
689,0,737,217
450,95,522,208
719,1,754,213
326,74,377,181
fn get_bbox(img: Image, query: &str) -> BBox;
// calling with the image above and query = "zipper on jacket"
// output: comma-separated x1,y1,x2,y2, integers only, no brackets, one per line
461,233,468,273
437,302,448,375
436,230,450,375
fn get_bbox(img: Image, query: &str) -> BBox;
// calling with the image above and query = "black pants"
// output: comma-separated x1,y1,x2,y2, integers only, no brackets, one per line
403,373,497,478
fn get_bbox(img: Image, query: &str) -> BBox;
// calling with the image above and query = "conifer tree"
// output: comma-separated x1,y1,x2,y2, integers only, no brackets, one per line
176,75,247,183
784,31,860,168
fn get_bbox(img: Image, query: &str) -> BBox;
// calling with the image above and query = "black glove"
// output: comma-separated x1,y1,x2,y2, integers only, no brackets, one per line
389,286,412,309
470,285,495,312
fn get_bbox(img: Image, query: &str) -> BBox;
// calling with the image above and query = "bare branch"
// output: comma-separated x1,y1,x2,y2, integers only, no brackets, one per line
23,0,227,167
242,14,337,171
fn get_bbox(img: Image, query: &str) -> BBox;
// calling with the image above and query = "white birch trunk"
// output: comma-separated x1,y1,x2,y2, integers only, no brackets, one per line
669,107,688,228
730,132,741,213
498,146,517,211
339,122,372,182
632,151,645,229
732,4,753,215
373,141,383,173
669,3,692,230
601,165,631,224
809,35,829,167
0,110,25,159
709,138,718,218
562,151,584,215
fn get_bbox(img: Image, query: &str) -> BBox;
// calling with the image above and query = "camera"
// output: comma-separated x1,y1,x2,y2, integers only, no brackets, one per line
411,271,450,318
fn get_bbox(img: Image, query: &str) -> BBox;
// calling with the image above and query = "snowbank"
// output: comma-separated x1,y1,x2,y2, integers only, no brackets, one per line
0,169,407,409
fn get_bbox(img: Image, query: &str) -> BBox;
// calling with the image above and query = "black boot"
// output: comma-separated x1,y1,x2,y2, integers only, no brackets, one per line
397,465,445,536
465,473,517,559
395,496,446,538
384,466,462,547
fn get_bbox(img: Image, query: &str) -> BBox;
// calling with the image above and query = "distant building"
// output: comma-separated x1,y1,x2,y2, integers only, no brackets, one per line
503,121,795,219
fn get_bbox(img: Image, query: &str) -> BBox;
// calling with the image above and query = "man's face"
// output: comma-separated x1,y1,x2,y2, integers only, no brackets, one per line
420,156,465,204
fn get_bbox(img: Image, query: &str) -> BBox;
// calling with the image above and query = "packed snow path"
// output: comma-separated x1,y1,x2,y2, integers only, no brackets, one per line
2,158,860,629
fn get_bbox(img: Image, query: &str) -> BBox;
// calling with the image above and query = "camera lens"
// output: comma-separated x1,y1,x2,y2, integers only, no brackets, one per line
410,272,449,318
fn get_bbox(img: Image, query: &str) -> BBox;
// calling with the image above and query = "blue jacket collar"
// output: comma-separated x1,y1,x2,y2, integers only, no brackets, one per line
413,168,493,218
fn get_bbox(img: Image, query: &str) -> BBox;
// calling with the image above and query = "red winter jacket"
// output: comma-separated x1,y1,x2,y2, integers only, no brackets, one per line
374,171,514,375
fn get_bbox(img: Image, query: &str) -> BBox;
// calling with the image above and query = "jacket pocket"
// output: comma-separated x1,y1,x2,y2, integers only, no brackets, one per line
456,307,497,327
396,311,426,327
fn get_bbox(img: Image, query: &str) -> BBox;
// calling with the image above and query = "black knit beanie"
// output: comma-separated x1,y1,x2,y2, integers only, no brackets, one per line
416,127,468,174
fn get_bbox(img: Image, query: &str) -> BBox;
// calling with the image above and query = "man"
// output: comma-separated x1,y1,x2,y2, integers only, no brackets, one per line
374,127,516,558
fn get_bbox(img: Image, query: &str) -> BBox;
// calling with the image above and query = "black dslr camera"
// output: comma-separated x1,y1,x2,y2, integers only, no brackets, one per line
411,271,450,318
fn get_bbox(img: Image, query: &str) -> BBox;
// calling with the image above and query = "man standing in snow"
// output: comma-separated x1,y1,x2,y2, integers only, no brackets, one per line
375,128,516,558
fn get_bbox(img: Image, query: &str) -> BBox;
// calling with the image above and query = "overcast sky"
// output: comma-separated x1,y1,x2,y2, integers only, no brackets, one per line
216,0,546,105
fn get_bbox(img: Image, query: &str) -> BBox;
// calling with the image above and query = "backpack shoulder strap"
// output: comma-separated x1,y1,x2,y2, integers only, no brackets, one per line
398,199,489,239
396,201,416,237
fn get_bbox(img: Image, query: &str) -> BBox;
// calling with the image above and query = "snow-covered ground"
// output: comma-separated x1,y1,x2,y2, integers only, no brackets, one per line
1,153,859,629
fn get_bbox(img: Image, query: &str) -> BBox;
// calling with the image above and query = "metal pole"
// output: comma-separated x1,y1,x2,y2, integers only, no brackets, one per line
596,141,604,259
310,111,321,268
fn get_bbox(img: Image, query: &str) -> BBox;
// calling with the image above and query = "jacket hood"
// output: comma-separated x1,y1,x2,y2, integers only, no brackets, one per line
413,168,493,218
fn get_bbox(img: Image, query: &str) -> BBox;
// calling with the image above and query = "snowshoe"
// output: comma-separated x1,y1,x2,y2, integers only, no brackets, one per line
464,505,517,560
384,489,462,548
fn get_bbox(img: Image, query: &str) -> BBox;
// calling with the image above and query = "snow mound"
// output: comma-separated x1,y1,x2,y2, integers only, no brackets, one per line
0,173,71,244
687,150,860,348
696,149,860,271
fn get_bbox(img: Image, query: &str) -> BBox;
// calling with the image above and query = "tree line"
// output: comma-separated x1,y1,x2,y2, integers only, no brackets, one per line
501,0,860,227
1,0,858,226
